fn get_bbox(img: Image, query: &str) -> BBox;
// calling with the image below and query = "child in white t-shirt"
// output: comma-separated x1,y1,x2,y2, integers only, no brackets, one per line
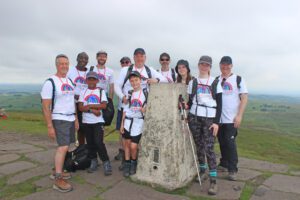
120,71,148,177
78,71,112,176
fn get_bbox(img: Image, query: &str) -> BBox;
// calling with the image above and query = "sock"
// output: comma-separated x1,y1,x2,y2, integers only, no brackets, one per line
131,159,137,162
209,169,217,178
199,163,207,173
125,160,130,163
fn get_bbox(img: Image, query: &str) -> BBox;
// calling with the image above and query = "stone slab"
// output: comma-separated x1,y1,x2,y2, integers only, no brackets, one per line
0,154,20,164
251,186,299,200
263,174,300,194
218,168,262,181
8,166,50,185
0,143,43,154
239,157,289,173
0,161,36,175
25,149,55,164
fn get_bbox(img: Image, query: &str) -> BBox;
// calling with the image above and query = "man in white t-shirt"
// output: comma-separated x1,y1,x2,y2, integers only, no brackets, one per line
91,51,114,99
41,54,79,193
67,52,89,145
157,52,177,83
217,56,248,181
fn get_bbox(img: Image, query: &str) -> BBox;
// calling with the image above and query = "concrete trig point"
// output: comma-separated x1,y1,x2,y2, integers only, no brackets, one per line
133,83,197,190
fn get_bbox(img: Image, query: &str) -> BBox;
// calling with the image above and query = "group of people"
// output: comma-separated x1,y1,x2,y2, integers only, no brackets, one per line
41,48,248,195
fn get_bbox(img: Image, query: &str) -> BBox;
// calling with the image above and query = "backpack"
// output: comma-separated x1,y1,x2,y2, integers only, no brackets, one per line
127,88,149,108
64,144,91,172
100,89,115,126
216,74,241,89
122,64,152,89
42,77,74,112
157,68,176,82
191,77,219,102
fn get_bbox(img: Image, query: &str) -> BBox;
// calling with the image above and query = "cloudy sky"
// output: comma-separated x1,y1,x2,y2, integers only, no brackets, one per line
0,0,299,95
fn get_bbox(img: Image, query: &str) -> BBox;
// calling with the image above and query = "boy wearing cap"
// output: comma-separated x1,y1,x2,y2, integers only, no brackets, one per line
217,56,248,181
78,71,112,176
120,71,148,177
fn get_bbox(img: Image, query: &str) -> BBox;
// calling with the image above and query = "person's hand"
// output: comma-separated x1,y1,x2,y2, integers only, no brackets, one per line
209,123,219,137
122,96,128,104
233,114,242,128
141,105,147,113
91,109,101,116
147,78,158,84
83,105,90,110
75,118,79,131
120,123,124,134
47,126,56,140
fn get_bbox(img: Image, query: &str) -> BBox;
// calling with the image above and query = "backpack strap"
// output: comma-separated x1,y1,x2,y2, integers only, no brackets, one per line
47,78,55,112
191,78,198,102
90,66,95,72
68,77,75,87
236,75,241,89
128,90,133,108
142,88,148,106
122,65,134,90
210,78,220,100
171,68,176,82
144,65,152,79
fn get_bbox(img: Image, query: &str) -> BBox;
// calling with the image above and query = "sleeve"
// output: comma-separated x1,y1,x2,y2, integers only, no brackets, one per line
109,69,114,84
101,89,108,103
40,80,53,99
239,78,248,94
150,68,168,83
78,90,85,103
114,67,127,99
214,93,222,124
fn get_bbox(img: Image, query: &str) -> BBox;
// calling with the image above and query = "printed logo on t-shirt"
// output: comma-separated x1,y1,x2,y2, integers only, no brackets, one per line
74,76,86,84
85,94,100,104
222,82,233,94
130,99,143,111
97,73,106,81
61,84,74,92
197,85,211,95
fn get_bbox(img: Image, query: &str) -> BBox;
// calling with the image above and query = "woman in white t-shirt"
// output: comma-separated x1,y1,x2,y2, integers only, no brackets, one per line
185,56,222,196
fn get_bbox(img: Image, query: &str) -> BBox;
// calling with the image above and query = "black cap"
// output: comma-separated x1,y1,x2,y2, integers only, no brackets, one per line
175,59,190,74
129,71,141,79
134,48,146,55
120,56,131,63
159,52,170,60
198,55,212,65
220,56,232,65
86,71,99,80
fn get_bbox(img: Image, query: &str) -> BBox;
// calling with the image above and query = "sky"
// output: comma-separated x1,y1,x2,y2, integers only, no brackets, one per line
0,0,299,96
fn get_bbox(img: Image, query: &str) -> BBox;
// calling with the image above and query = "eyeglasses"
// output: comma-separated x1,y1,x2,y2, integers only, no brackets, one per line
160,58,170,61
121,61,130,64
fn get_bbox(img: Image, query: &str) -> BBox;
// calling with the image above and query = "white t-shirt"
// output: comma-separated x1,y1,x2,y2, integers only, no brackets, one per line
114,65,167,109
41,75,76,122
219,74,248,124
123,89,147,136
158,68,177,83
91,66,114,94
78,88,107,124
187,76,222,118
67,66,88,96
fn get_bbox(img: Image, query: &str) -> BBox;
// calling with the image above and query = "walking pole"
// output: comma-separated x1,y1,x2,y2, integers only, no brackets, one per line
179,95,202,186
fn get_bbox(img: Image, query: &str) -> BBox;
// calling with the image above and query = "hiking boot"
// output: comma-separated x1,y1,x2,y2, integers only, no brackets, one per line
129,160,137,175
194,172,208,182
114,148,124,161
208,179,218,195
217,165,228,172
228,171,237,181
53,175,73,193
123,162,131,177
103,160,112,176
87,158,98,173
49,168,71,180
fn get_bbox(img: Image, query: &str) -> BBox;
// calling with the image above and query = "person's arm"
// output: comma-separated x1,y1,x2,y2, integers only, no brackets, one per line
109,83,114,99
114,67,128,103
147,68,168,84
234,94,248,128
214,93,222,124
120,110,126,134
42,99,56,140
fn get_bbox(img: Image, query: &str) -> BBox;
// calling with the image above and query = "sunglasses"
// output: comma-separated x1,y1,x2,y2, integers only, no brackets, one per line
160,58,170,61
121,61,130,64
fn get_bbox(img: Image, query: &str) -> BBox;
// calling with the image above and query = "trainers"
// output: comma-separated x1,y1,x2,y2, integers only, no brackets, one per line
208,179,218,195
129,160,137,175
217,165,228,172
103,160,112,176
123,162,131,177
114,148,124,161
87,158,98,173
49,168,71,180
228,171,237,181
53,176,73,193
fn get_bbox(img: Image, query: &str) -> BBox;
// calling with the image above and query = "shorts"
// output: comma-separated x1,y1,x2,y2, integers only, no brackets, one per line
122,129,142,144
52,120,75,146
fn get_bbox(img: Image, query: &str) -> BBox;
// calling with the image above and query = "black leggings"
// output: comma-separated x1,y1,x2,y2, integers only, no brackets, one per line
82,123,109,162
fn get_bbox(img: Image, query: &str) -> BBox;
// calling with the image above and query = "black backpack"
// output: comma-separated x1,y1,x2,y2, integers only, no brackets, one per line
122,64,152,89
191,77,219,101
100,89,115,126
157,68,176,82
64,144,91,172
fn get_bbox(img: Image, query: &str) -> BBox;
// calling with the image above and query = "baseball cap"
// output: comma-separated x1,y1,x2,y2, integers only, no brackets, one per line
86,71,98,79
134,48,146,55
220,56,232,65
198,55,212,65
96,50,107,57
128,71,141,79
120,56,131,63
